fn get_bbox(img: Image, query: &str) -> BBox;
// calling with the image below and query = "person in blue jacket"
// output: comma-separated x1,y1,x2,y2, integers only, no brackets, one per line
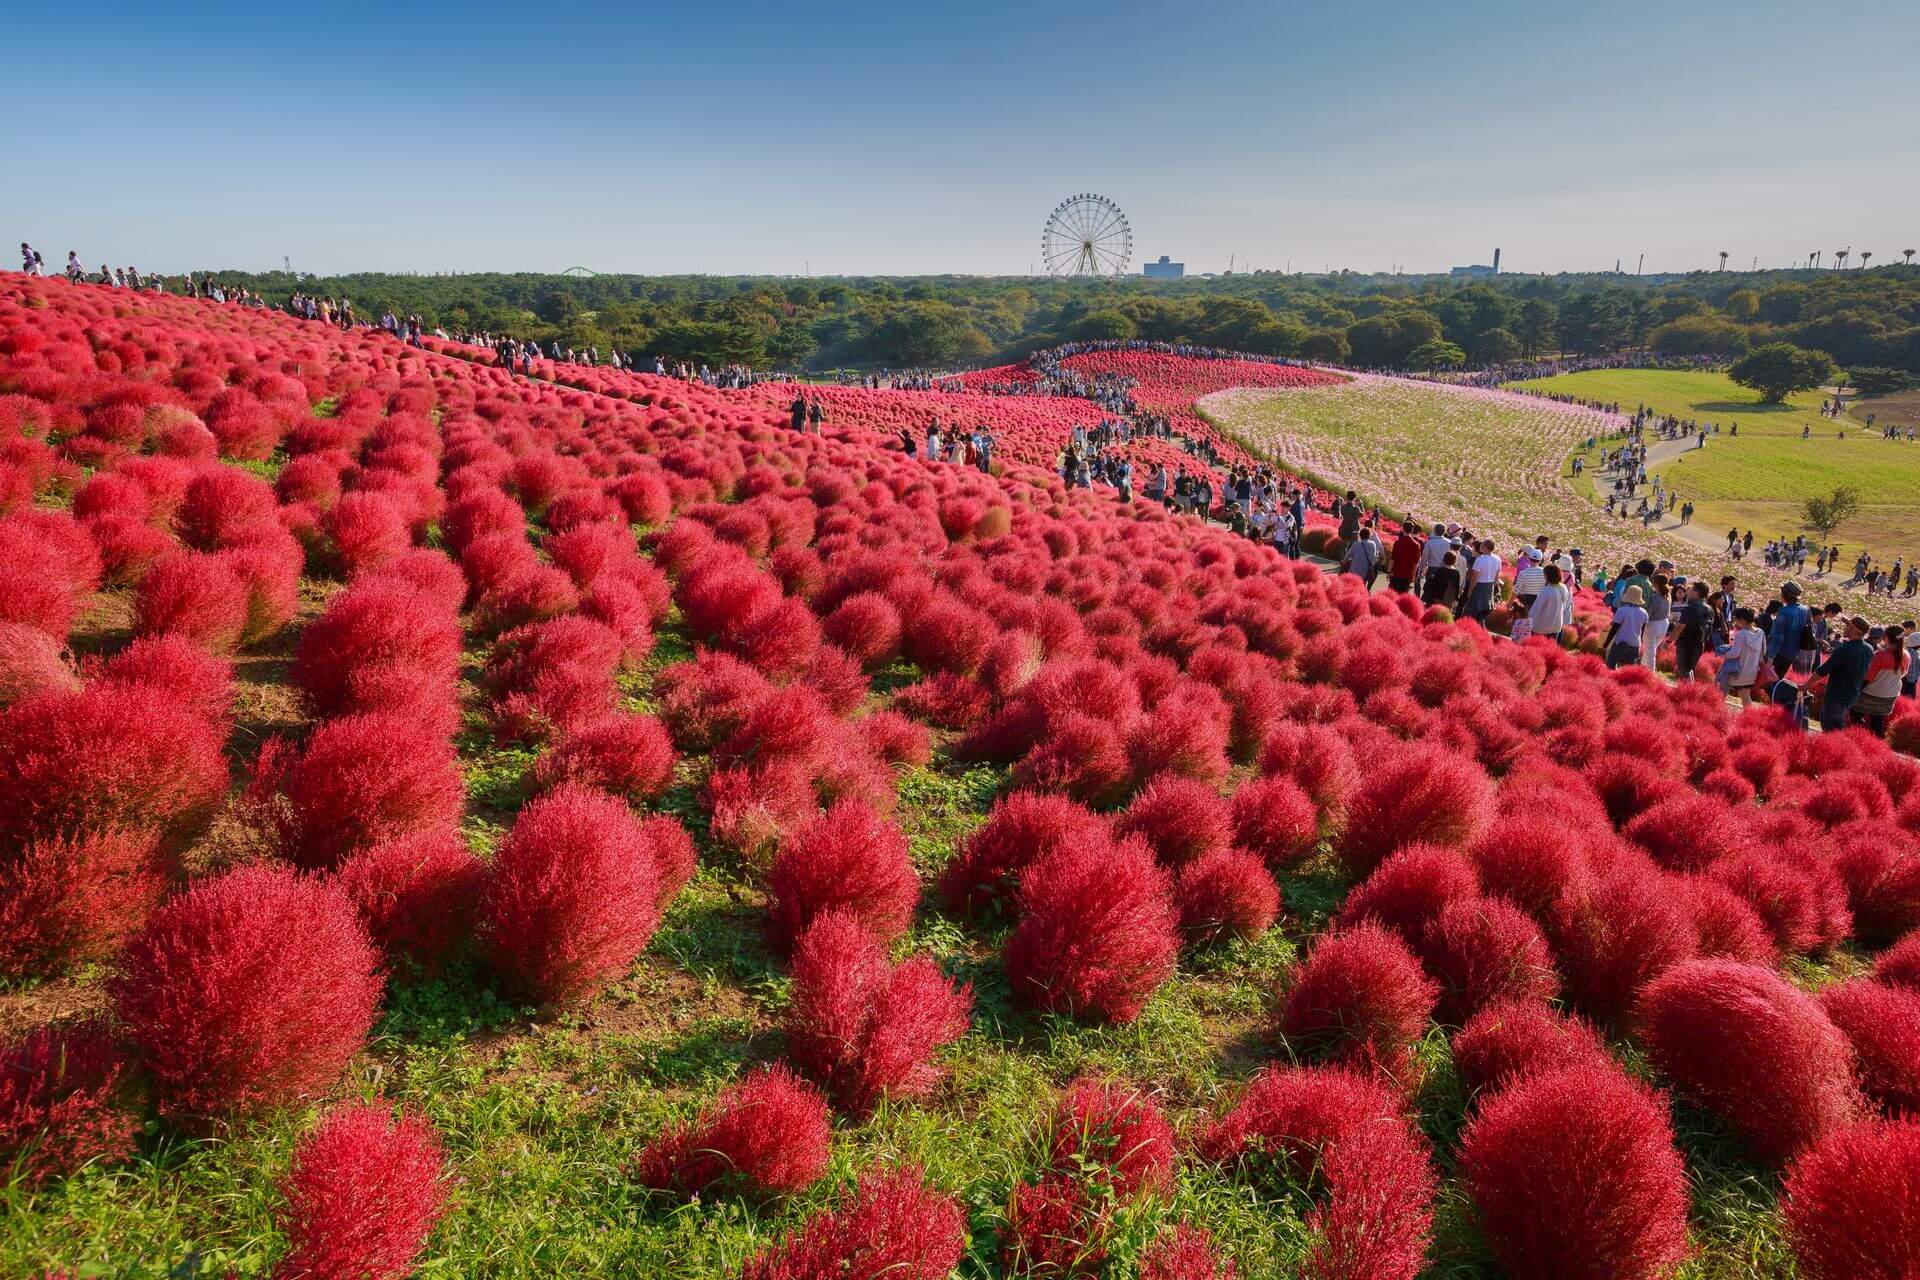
1767,581,1811,674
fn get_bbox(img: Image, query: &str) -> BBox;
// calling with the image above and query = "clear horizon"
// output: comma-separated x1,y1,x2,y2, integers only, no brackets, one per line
10,0,1917,279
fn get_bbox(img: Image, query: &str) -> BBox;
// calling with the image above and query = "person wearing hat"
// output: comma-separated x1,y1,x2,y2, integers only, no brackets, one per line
1604,584,1650,670
1768,581,1812,674
1814,616,1874,731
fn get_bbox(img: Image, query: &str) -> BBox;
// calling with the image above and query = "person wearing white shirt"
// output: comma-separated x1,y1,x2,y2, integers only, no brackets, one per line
1717,607,1765,706
1417,523,1449,576
1526,563,1572,642
1466,541,1502,622
1512,552,1546,611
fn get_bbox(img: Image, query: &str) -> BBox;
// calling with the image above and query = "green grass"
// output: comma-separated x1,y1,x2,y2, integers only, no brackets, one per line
1511,369,1920,575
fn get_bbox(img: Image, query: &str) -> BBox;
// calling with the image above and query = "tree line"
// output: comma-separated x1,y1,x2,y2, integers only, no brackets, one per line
208,265,1920,377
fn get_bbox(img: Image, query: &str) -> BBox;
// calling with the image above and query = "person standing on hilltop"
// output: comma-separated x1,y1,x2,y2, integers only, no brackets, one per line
791,393,807,433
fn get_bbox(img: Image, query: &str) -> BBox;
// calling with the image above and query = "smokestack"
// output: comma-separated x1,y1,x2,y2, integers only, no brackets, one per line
1492,248,1500,275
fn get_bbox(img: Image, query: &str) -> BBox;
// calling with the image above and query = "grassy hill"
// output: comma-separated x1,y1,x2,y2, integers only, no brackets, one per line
1511,369,1920,576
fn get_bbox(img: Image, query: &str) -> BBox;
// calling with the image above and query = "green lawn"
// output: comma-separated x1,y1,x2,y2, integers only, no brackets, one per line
1510,369,1920,575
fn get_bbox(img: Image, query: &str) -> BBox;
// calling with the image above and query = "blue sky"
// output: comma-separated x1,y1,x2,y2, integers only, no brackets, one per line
9,0,1916,276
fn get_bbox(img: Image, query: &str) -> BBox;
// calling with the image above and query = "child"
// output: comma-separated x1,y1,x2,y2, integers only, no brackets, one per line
1716,607,1765,707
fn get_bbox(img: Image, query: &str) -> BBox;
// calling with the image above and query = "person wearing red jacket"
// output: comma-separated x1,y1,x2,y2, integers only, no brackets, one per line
1387,524,1424,594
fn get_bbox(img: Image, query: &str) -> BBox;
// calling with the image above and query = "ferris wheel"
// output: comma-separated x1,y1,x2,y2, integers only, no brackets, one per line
1041,194,1133,277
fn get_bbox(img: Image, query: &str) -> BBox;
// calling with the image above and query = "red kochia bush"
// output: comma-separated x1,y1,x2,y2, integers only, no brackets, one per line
0,1019,138,1188
1634,959,1860,1164
251,713,465,871
1048,1077,1177,1198
1115,775,1231,867
1818,979,1920,1114
1336,752,1493,877
823,592,904,670
1175,849,1281,943
1281,924,1438,1080
1002,1174,1107,1278
1459,1065,1690,1280
633,1067,831,1199
1781,1118,1920,1280
479,785,666,1005
1229,775,1321,871
936,791,1108,918
110,865,383,1121
94,633,234,728
739,1164,966,1280
1004,838,1180,1024
335,829,485,975
1547,865,1699,1027
783,911,971,1115
1198,1065,1433,1280
274,1102,448,1280
1418,897,1557,1025
1339,844,1481,942
133,551,250,653
1139,1225,1236,1280
529,713,677,804
290,582,462,721
0,828,168,977
0,683,227,854
0,621,77,709
1450,998,1611,1099
1878,931,1920,990
765,801,917,953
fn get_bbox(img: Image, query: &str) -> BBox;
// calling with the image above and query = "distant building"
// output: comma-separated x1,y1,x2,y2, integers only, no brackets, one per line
1450,248,1501,278
1143,255,1184,280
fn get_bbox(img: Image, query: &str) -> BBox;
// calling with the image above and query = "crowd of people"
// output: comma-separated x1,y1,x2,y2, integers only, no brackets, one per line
899,420,996,474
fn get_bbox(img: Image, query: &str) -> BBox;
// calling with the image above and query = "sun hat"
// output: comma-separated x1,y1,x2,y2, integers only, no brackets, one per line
1620,586,1645,606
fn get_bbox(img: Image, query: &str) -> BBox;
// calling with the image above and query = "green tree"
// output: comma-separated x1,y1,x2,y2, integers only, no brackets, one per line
535,291,583,326
1407,339,1466,370
1346,311,1441,366
1848,366,1916,396
1476,327,1522,364
1651,315,1750,358
1802,485,1861,540
1297,329,1350,363
1729,343,1837,403
1067,309,1137,341
1517,299,1558,357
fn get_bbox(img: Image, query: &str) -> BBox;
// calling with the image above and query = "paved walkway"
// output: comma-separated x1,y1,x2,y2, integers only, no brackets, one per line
1594,434,1903,601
